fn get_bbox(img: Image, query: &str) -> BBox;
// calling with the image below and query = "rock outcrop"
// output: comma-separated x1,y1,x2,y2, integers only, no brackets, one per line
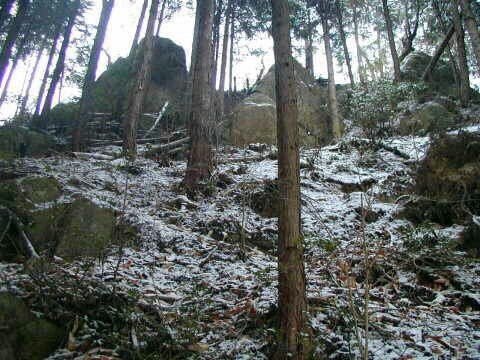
0,176,136,261
400,52,456,95
225,61,330,146
0,126,55,160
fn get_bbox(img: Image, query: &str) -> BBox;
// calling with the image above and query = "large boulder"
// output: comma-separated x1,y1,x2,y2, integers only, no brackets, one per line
398,101,457,135
400,52,456,95
0,292,64,360
0,126,55,160
226,61,330,146
402,131,480,226
92,37,187,127
0,176,136,261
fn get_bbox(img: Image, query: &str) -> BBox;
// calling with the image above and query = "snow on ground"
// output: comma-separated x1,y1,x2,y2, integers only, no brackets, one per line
2,131,480,359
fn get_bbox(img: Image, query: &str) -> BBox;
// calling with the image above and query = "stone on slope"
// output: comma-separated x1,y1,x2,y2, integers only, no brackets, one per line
226,61,330,146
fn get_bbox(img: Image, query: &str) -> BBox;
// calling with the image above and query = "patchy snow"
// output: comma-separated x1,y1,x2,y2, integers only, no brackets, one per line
1,131,480,359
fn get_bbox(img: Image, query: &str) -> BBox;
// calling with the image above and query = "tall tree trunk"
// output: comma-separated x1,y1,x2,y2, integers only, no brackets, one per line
73,0,115,151
335,0,354,86
452,0,470,106
304,35,314,77
34,24,61,116
228,5,235,94
41,0,80,119
0,25,31,108
211,0,222,92
0,0,15,30
15,56,30,116
271,0,309,358
123,0,159,156
353,1,365,85
155,0,167,37
399,0,420,62
183,0,214,192
382,0,401,83
0,0,29,88
459,0,480,73
422,24,455,81
216,0,231,119
130,0,148,57
19,42,46,116
322,16,342,139
432,1,460,87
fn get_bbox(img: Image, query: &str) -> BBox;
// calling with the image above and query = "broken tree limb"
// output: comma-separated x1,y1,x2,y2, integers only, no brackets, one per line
145,101,169,137
0,206,39,259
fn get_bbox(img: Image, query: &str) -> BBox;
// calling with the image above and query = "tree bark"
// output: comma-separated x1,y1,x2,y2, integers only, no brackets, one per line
19,41,46,116
0,0,29,88
34,23,61,116
399,0,421,62
130,0,148,57
459,0,480,74
216,0,232,119
0,22,31,109
155,0,167,37
0,0,15,30
123,0,159,157
353,1,365,85
321,15,342,139
182,0,214,192
382,0,401,83
304,36,314,77
73,0,115,151
335,0,354,86
41,0,80,119
422,24,455,81
271,0,309,358
452,0,470,106
228,5,235,94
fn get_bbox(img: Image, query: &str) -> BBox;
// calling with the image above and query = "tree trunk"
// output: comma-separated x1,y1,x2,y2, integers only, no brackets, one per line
382,0,401,83
228,5,235,94
73,0,115,151
459,0,480,74
41,0,80,119
0,0,29,87
155,0,167,37
122,0,159,157
452,0,470,106
399,0,420,62
0,0,15,30
335,0,354,86
34,24,61,116
211,0,222,93
422,24,455,81
216,0,231,119
353,1,365,85
182,0,214,192
322,16,342,139
304,35,314,77
271,0,309,358
130,0,148,57
432,1,460,87
19,42,46,116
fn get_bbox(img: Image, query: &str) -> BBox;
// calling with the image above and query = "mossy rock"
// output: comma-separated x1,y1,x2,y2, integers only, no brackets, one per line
0,292,63,360
227,61,330,146
0,126,55,159
399,102,456,135
0,176,62,213
403,132,480,225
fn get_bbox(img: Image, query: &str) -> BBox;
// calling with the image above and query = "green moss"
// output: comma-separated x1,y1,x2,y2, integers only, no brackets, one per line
16,319,64,360
19,177,62,204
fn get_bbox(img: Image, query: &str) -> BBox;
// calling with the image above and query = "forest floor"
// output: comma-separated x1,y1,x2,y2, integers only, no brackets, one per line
2,125,480,359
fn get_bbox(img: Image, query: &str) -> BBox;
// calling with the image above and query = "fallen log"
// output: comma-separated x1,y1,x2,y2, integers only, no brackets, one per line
143,137,190,157
72,152,114,161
